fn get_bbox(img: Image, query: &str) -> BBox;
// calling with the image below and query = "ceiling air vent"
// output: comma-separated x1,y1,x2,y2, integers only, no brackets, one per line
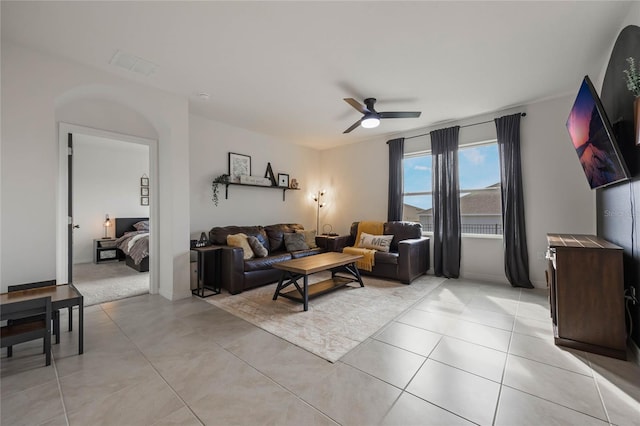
109,50,158,77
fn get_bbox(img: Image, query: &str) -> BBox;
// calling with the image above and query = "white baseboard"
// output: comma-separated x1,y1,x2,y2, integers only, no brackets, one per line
531,279,547,289
459,272,510,285
457,272,549,289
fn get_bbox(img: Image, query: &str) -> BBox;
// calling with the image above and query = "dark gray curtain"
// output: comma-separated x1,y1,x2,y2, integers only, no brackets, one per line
495,114,533,288
431,126,461,278
387,138,405,222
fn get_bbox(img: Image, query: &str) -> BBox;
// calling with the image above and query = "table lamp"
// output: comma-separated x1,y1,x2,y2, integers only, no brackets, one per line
103,214,111,239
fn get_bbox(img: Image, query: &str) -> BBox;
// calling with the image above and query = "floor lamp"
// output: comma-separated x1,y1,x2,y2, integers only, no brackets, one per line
313,190,325,233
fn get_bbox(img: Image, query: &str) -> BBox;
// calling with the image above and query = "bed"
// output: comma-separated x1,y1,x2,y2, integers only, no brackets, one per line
115,217,150,272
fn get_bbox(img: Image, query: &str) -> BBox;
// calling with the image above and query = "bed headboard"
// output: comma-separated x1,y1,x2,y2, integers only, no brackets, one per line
115,217,149,238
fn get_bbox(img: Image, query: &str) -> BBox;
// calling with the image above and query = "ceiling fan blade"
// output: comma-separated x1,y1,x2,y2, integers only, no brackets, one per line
343,119,362,134
344,98,369,113
379,111,422,119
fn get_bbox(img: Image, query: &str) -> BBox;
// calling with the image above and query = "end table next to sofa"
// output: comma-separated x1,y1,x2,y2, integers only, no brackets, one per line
315,234,350,252
190,246,222,298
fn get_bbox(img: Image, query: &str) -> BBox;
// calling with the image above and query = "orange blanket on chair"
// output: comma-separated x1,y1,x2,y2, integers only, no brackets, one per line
343,221,384,271
343,247,376,272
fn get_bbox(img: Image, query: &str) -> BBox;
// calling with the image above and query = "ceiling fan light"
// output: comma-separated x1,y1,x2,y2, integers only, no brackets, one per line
361,115,380,128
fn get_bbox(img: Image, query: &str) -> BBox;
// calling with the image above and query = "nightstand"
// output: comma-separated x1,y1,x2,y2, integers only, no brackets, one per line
93,238,118,263
315,234,351,252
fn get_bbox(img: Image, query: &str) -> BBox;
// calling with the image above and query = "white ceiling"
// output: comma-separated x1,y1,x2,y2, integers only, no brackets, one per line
1,1,632,150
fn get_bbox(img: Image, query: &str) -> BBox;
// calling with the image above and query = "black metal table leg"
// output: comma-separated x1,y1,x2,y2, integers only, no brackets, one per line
350,262,364,287
78,295,84,354
273,272,286,300
54,311,60,344
303,275,309,311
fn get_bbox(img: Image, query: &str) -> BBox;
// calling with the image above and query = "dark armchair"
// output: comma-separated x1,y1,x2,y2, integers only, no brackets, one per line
342,221,430,284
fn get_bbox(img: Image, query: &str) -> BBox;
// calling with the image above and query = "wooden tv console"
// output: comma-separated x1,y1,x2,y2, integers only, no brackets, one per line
546,234,626,360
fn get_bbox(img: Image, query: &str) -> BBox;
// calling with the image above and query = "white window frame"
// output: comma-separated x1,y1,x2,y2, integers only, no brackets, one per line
402,139,503,238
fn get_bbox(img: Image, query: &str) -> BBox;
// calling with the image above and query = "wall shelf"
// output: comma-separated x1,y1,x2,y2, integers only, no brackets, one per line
225,182,299,201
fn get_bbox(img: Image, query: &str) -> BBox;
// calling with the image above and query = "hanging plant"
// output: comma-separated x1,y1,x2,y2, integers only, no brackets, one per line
623,57,640,97
211,174,229,206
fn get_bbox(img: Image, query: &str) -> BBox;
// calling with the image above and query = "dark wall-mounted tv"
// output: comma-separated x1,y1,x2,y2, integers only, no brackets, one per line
566,75,630,189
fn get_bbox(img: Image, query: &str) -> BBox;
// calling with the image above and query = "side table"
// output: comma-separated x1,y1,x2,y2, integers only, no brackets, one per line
93,238,118,263
315,234,351,252
191,246,222,298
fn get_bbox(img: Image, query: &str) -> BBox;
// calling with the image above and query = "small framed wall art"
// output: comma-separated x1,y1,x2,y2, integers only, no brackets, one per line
229,152,251,183
140,173,150,205
278,173,289,188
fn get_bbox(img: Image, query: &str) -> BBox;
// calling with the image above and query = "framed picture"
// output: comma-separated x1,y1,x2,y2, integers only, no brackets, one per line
141,177,149,186
228,152,251,183
141,197,149,206
278,173,289,188
141,187,149,196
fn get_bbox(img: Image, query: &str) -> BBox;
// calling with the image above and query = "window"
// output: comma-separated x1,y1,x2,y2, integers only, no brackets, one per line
402,140,502,235
458,142,502,235
402,152,433,227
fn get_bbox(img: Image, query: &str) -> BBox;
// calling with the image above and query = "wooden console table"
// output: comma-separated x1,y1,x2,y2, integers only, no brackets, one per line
315,235,351,252
0,284,84,354
546,234,626,359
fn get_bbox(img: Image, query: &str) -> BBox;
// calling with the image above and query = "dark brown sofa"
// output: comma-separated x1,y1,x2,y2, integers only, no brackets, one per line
209,223,325,294
335,221,430,284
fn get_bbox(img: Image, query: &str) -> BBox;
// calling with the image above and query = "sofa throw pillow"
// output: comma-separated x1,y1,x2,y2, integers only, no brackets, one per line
247,235,268,258
357,232,393,252
227,233,254,260
283,232,309,252
296,229,318,249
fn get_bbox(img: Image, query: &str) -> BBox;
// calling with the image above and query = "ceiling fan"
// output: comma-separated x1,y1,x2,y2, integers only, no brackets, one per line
343,98,421,134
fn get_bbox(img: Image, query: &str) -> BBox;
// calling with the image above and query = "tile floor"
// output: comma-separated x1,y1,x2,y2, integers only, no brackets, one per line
2,277,639,425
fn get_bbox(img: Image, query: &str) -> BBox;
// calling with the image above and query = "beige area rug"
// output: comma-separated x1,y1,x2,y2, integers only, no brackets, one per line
73,262,149,306
207,273,446,362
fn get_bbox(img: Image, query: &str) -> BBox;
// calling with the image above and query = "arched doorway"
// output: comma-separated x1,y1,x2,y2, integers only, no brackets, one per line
56,114,160,300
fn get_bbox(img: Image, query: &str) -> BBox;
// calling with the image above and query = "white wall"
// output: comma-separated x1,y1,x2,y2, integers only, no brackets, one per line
520,95,596,286
73,134,149,264
2,32,609,294
321,96,596,287
189,114,321,236
318,135,390,234
1,41,190,299
56,98,158,139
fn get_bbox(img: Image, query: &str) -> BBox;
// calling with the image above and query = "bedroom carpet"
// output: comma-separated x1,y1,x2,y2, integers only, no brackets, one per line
206,273,446,362
73,262,149,306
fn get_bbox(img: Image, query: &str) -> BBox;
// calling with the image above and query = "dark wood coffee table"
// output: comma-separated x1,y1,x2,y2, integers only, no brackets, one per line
272,252,364,311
